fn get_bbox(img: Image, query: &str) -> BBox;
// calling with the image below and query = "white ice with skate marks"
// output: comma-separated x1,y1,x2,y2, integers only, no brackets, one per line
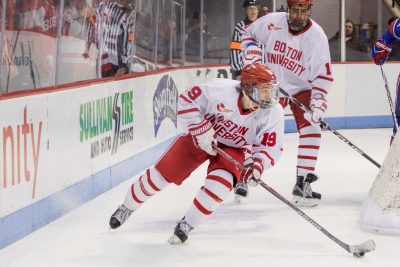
0,129,399,267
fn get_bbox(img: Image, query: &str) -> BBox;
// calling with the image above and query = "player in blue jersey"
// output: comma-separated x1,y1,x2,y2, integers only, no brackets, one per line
371,17,400,142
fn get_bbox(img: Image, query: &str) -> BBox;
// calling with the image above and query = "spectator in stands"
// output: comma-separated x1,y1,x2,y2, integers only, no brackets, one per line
83,0,135,78
329,19,369,61
261,5,270,16
387,17,400,61
17,0,57,37
277,5,286,12
345,19,369,53
62,0,91,38
185,12,217,56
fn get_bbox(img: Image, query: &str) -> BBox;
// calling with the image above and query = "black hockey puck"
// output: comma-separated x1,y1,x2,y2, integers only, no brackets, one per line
353,252,365,258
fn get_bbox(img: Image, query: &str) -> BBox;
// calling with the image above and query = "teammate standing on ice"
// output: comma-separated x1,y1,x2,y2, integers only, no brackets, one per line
371,17,400,142
230,0,260,80
108,64,284,244
240,0,334,207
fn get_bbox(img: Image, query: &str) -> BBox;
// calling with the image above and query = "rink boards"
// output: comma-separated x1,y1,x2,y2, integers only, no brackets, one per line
0,63,398,248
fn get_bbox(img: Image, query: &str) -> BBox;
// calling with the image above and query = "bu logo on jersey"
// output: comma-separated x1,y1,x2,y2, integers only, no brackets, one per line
267,23,282,31
217,103,233,113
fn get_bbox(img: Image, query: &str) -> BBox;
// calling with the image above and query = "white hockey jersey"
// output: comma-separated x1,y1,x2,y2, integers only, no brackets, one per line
241,12,333,98
178,78,284,170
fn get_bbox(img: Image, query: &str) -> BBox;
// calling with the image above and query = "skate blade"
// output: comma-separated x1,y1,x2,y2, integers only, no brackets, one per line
292,195,320,207
233,194,243,204
168,234,183,245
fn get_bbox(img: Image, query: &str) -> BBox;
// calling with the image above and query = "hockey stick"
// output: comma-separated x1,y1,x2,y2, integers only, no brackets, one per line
212,143,375,257
279,88,381,168
379,65,399,132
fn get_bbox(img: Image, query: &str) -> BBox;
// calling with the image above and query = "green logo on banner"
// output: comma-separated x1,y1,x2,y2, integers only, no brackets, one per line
79,90,134,158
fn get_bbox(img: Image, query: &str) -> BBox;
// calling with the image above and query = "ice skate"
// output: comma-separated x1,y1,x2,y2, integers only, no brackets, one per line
109,204,133,229
168,219,193,244
233,182,248,203
292,173,321,207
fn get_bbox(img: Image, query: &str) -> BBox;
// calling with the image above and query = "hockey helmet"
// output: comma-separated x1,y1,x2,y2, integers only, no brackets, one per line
243,0,260,8
287,0,313,31
241,64,279,109
287,0,313,5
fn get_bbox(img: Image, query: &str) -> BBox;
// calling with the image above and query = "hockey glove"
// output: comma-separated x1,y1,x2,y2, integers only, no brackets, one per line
242,43,263,66
188,119,217,156
304,98,327,125
371,39,392,65
240,157,263,187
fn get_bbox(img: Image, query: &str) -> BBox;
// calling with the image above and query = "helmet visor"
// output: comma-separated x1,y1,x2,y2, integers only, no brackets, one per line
250,81,279,109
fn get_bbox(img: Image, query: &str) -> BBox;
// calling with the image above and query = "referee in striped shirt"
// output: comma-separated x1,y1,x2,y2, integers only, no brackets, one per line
230,0,260,80
85,0,135,78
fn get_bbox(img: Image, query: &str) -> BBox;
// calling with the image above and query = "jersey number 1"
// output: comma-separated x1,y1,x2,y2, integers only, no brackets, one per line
325,63,332,76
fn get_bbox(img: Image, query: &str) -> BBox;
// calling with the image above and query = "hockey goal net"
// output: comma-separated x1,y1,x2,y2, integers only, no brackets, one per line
361,132,400,235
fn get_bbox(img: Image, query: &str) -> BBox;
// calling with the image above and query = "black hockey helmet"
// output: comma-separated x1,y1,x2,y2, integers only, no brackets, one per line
243,0,260,8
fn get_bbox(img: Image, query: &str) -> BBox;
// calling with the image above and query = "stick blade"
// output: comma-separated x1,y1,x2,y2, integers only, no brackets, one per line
349,239,375,257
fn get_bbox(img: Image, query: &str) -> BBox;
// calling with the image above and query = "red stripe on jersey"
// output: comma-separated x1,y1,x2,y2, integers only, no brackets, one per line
312,87,328,95
193,198,212,215
298,145,320,150
297,165,315,171
241,37,256,42
139,176,152,196
298,155,318,160
131,184,144,204
316,76,333,82
299,134,321,138
178,108,199,115
147,170,161,192
206,175,233,190
179,95,193,104
260,151,274,166
202,186,222,202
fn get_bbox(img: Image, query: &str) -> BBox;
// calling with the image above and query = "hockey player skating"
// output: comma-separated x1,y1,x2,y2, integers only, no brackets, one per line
109,64,284,244
371,17,400,142
230,0,261,80
240,0,333,207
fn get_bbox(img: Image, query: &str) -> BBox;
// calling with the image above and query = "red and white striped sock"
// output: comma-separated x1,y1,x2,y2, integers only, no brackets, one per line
297,125,321,176
183,169,233,229
123,168,170,211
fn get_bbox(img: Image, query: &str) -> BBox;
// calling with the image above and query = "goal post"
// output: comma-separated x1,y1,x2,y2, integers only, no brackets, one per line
361,132,400,235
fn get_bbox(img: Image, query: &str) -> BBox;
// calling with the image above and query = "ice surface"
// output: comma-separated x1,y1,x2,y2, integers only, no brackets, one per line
1,128,399,267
